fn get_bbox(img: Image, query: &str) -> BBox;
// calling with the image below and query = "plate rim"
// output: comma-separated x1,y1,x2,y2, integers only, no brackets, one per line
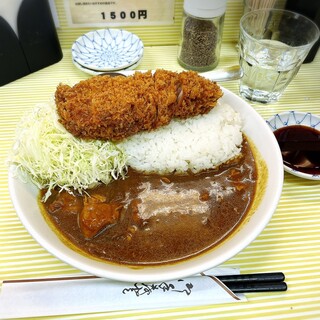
72,57,143,75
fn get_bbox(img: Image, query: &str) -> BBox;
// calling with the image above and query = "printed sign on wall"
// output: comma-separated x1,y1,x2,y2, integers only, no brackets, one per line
65,0,175,27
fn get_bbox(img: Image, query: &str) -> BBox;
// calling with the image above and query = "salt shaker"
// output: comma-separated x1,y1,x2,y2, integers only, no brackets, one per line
178,0,227,72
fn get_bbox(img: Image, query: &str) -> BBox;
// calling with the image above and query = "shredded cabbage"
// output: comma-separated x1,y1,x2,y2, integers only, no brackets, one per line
8,102,127,201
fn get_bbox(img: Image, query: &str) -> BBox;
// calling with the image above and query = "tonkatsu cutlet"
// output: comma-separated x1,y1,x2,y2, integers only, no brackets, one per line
55,69,223,141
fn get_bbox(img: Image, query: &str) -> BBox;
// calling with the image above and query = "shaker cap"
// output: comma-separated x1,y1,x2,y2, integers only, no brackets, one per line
184,0,227,18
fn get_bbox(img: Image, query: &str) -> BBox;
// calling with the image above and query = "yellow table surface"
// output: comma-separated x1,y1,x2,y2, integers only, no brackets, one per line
1,43,320,319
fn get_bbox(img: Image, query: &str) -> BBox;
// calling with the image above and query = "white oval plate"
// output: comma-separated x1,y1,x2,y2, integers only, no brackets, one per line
266,111,320,180
72,29,144,72
9,85,283,283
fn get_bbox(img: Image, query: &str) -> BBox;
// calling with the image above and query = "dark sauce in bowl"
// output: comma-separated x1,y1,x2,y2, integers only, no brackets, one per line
274,125,320,175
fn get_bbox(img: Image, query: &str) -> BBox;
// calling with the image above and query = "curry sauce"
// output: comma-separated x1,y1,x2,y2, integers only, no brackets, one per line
40,138,257,266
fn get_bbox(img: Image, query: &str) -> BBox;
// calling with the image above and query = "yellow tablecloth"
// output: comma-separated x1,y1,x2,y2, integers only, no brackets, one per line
1,43,320,319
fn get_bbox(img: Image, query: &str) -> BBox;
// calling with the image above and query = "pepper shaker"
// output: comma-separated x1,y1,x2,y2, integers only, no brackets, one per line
178,0,227,72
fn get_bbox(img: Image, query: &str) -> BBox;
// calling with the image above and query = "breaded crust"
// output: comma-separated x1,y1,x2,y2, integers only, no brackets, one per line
55,70,223,141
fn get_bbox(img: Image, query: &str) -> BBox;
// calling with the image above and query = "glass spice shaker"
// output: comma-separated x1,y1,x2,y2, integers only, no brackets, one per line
178,0,227,72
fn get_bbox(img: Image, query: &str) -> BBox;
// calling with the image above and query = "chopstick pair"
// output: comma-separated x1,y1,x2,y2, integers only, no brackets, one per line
214,272,287,293
4,272,287,294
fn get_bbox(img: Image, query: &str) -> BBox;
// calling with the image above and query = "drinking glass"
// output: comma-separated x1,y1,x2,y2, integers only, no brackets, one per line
239,9,320,104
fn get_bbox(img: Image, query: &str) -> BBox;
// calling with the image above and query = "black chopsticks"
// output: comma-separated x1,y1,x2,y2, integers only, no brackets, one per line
216,272,287,293
5,272,288,294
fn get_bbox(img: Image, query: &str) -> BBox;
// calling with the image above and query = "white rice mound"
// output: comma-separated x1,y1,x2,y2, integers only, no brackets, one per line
118,102,243,174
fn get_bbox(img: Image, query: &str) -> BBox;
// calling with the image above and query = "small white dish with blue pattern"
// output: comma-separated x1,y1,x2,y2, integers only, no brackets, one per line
72,29,144,71
266,111,320,180
72,57,142,76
